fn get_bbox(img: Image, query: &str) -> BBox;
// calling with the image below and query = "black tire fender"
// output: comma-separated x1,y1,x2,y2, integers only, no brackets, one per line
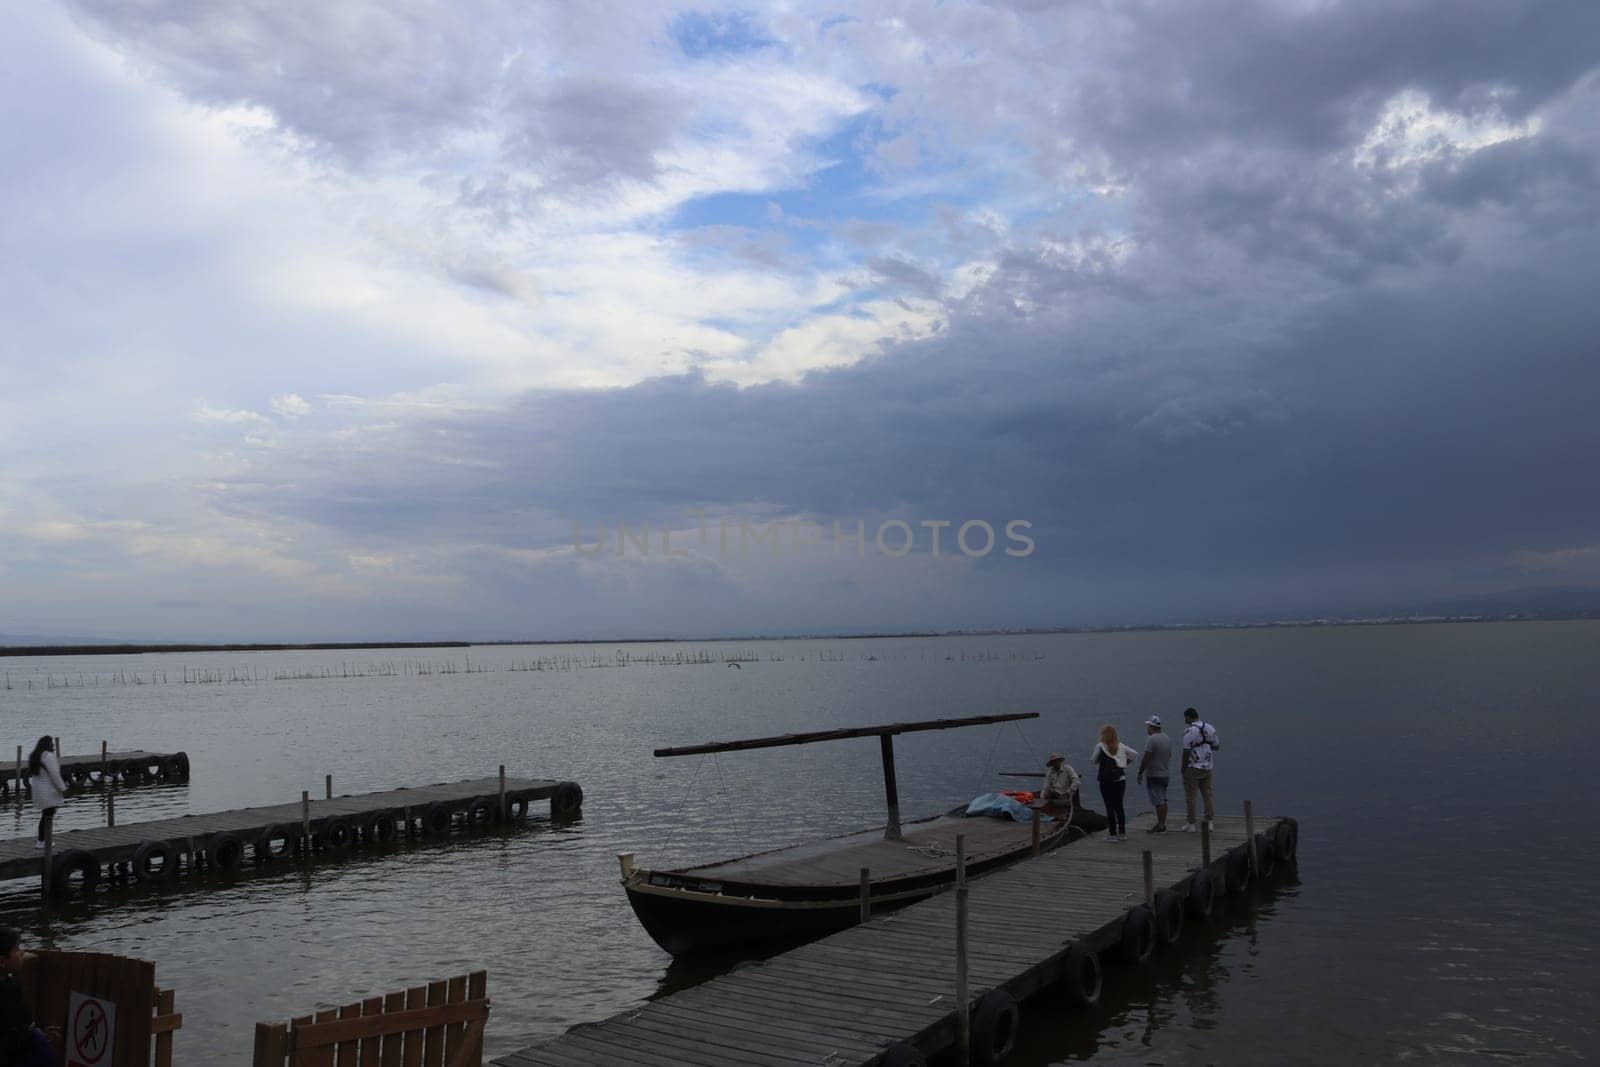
466,796,497,825
1119,903,1155,963
364,811,399,844
256,824,303,861
1226,845,1252,894
51,850,100,896
422,802,453,834
320,818,354,849
1187,868,1216,919
1060,941,1102,1007
1273,819,1298,863
132,840,177,880
1254,833,1277,878
551,781,583,817
170,751,191,781
506,791,532,819
208,832,245,871
968,988,1019,1066
1154,888,1185,945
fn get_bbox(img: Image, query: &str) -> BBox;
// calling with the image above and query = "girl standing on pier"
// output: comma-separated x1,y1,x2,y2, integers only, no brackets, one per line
26,738,67,852
1092,725,1137,842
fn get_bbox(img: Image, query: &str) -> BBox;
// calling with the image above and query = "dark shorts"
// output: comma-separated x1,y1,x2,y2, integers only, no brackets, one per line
1146,775,1169,807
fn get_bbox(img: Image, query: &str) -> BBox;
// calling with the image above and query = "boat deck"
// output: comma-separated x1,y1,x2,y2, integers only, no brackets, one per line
683,812,1066,887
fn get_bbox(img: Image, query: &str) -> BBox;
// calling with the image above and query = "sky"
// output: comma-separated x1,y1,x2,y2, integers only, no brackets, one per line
2,1,1599,642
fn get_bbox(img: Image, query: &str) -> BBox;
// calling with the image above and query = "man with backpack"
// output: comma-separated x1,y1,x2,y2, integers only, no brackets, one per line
1180,707,1220,832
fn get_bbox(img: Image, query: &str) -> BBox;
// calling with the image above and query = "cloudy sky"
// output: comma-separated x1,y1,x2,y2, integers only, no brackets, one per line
3,1,1598,642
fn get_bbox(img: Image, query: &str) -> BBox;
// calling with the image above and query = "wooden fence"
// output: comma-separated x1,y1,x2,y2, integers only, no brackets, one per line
21,949,182,1066
253,970,489,1067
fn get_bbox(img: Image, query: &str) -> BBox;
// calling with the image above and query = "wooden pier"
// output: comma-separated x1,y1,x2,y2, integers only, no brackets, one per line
495,810,1297,1066
3,748,190,797
2,774,584,897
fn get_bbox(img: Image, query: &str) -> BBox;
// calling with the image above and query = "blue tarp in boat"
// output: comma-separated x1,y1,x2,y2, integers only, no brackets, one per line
964,792,1054,822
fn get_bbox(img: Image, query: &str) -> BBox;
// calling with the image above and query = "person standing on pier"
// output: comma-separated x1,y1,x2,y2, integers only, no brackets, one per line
1092,726,1137,842
1136,716,1173,833
25,738,68,852
1180,707,1220,832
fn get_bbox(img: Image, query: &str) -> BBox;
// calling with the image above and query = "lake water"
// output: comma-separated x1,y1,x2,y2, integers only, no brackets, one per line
1,621,1596,1064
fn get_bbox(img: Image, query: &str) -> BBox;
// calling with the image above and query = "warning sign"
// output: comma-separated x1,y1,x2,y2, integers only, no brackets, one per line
66,991,116,1067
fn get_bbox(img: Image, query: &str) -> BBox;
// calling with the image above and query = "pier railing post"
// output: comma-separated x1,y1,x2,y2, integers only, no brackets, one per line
1200,821,1212,867
859,867,871,923
1031,805,1041,857
1143,849,1154,906
1244,800,1258,875
325,774,333,800
955,833,969,1063
301,791,312,857
499,765,507,822
14,746,20,798
101,740,108,788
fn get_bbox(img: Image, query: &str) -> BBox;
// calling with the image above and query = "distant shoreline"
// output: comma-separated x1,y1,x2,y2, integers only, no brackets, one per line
2,611,1596,657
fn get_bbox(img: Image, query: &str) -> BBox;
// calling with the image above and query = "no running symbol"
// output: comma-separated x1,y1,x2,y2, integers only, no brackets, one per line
72,997,110,1063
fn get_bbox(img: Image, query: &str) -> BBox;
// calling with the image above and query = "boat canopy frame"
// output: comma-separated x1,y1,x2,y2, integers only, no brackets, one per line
655,712,1039,841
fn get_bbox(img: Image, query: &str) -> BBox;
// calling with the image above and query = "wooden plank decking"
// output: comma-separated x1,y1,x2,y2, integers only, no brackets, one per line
1,775,578,893
495,813,1293,1066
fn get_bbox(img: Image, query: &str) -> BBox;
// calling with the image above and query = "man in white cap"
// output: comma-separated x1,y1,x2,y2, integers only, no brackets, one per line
1041,752,1080,813
1136,715,1172,833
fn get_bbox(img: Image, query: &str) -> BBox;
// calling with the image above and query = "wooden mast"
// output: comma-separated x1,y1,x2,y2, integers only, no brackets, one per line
655,712,1038,841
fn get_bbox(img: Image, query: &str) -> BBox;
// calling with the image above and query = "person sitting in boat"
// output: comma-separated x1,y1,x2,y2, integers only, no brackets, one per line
1041,753,1080,813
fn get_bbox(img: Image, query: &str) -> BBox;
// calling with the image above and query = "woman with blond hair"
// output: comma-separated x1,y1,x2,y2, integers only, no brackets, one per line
1091,725,1137,842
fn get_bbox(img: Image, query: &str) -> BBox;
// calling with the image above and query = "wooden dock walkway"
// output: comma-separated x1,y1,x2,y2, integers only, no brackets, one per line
495,811,1297,1066
3,749,190,796
3,774,584,897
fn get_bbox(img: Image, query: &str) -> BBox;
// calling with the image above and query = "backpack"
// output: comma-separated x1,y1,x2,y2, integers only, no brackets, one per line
1188,721,1220,750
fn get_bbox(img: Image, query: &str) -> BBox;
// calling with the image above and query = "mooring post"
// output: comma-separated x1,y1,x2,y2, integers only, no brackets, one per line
499,765,507,821
1201,820,1212,866
1143,849,1154,906
1031,805,1041,856
955,833,970,1062
301,791,312,856
325,774,333,800
1244,799,1258,875
13,746,20,798
107,792,115,828
859,867,871,923
879,733,903,841
100,741,108,788
40,819,55,901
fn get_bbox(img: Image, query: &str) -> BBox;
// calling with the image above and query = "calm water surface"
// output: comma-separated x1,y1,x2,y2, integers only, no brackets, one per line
1,622,1596,1064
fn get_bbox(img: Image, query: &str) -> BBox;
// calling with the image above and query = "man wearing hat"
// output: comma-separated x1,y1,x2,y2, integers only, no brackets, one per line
1136,716,1173,833
1041,752,1080,812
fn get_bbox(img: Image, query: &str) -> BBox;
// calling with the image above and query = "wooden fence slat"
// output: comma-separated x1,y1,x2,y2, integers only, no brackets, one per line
255,1022,290,1067
442,974,467,1066
154,987,179,1067
358,996,384,1067
379,990,407,1067
336,1002,363,1067
297,1008,340,1067
401,987,427,1067
422,980,448,1067
290,1002,488,1048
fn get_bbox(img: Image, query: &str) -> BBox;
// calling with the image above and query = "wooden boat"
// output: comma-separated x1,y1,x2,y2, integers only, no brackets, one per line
621,713,1106,956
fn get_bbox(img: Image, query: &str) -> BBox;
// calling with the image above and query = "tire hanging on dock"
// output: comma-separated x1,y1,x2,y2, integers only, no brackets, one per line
422,802,453,834
1273,819,1298,863
968,989,1019,1066
208,832,246,871
50,850,99,896
256,824,303,861
1254,833,1277,878
364,811,399,844
1154,889,1185,945
1187,868,1216,919
506,791,531,819
131,840,177,880
466,797,497,825
170,751,191,781
1060,942,1102,1007
320,819,355,849
1118,903,1155,964
550,781,583,818
1226,845,1252,894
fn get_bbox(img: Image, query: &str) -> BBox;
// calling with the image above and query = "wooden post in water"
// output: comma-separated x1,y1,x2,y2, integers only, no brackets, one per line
1201,821,1212,866
40,821,53,901
1142,849,1154,906
100,741,107,789
499,765,507,821
1031,805,1041,857
879,734,903,841
1244,799,1258,875
301,791,312,856
107,792,115,828
955,833,969,1063
13,746,20,798
325,774,333,800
